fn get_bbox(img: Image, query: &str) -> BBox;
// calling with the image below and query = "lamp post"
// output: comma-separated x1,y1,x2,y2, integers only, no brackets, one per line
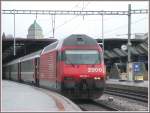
13,9,16,56
102,13,104,57
128,4,131,63
127,4,133,81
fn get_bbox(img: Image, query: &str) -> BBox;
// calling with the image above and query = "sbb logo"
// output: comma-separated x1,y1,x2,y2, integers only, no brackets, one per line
88,68,102,73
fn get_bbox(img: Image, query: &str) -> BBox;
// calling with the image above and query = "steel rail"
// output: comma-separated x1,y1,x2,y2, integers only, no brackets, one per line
104,89,148,103
105,88,148,98
74,99,120,111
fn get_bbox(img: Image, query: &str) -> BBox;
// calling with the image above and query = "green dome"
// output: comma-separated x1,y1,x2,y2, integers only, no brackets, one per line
28,20,42,31
27,20,43,39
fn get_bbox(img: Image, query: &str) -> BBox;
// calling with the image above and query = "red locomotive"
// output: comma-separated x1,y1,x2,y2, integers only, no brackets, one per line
3,34,106,99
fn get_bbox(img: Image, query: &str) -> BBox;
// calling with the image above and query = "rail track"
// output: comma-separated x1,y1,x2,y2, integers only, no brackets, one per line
104,87,148,103
73,99,120,111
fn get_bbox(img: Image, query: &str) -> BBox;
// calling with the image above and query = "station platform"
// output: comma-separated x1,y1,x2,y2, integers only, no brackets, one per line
2,80,81,112
106,79,148,93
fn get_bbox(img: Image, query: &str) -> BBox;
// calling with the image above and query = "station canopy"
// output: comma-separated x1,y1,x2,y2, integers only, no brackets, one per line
2,33,148,64
2,37,57,64
97,34,148,59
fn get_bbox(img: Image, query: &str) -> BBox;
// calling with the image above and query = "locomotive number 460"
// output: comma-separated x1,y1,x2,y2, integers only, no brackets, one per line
88,68,102,73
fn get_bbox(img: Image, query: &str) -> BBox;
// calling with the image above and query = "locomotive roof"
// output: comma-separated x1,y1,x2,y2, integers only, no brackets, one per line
41,41,59,54
62,34,98,46
21,50,42,62
3,58,21,66
41,34,98,54
4,50,42,66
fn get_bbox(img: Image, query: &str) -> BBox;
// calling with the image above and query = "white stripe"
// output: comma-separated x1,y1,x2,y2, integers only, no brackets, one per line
21,55,40,62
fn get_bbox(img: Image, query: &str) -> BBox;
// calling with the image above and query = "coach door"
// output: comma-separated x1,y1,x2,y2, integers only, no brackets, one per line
18,62,21,82
9,66,11,80
34,58,40,86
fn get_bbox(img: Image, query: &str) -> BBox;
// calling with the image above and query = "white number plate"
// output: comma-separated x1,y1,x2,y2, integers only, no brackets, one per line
88,68,102,73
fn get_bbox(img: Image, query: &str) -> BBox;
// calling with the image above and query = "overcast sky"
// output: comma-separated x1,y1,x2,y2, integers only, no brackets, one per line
1,1,148,39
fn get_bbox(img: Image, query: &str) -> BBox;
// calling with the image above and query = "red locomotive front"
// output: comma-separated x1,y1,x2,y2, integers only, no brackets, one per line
58,35,106,99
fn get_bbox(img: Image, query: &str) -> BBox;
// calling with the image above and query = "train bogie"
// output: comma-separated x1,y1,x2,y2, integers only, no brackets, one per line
61,77,105,99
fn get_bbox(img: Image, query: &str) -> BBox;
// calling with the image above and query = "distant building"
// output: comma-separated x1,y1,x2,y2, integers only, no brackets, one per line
27,20,43,39
6,34,13,38
2,32,6,39
135,33,148,39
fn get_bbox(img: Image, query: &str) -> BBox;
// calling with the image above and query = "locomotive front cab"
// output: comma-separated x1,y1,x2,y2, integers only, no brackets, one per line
59,34,106,99
61,49,106,99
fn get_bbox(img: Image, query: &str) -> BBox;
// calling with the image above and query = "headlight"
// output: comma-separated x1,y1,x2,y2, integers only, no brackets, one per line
94,77,101,80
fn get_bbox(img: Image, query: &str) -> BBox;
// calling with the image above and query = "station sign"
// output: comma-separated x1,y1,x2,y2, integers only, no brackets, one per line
133,63,140,72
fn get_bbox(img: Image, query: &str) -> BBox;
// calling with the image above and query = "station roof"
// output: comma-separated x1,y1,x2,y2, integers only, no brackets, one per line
103,37,148,59
113,48,127,57
2,37,57,64
96,38,145,50
2,34,148,64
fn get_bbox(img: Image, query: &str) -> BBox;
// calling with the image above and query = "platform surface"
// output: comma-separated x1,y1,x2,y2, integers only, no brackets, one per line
2,80,81,112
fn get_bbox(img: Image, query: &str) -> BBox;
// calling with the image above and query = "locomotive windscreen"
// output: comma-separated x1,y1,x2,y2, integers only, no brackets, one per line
65,50,101,64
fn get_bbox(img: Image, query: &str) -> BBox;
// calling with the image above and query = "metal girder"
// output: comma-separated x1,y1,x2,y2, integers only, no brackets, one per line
113,48,127,57
2,9,148,15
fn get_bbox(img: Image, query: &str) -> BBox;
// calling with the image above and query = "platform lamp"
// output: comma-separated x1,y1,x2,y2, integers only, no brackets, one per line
13,9,16,56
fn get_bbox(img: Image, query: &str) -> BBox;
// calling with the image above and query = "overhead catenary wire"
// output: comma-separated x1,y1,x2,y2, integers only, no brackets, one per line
70,2,81,11
3,8,147,36
56,15,147,39
2,9,148,15
101,16,147,38
50,2,80,38
85,16,147,39
51,14,56,38
49,2,91,33
3,8,147,39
